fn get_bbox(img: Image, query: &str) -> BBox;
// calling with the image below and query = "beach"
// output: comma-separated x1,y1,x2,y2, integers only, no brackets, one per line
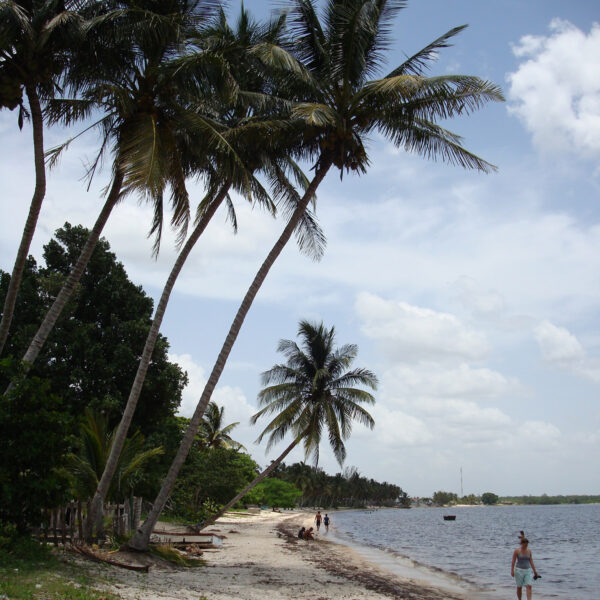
76,511,467,600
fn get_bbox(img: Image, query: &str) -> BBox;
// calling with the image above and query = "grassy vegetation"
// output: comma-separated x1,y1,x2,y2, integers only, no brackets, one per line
149,544,205,567
0,535,120,600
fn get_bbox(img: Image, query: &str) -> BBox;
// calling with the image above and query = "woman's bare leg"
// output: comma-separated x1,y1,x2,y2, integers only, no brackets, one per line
526,584,532,600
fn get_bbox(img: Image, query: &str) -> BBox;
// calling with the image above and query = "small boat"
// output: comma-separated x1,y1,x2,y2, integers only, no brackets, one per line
443,515,456,521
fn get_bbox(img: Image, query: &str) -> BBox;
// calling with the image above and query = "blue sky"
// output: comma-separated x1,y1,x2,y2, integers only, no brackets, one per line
1,1,599,497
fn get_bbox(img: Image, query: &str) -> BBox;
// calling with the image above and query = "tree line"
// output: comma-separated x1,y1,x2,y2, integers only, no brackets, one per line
1,0,501,551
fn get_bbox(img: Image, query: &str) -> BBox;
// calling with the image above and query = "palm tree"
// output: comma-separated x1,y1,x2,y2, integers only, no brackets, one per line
129,0,503,551
5,0,233,393
199,401,245,450
66,408,164,503
199,319,377,528
86,5,323,538
0,0,83,356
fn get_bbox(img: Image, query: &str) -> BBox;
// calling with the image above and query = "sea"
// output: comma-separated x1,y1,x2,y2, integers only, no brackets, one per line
327,504,600,600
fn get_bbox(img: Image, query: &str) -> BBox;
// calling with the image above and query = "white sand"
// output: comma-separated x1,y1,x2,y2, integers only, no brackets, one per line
77,511,468,599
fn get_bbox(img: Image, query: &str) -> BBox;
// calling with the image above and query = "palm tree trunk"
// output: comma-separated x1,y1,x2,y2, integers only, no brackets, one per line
200,438,299,529
0,85,46,356
84,184,230,541
127,158,332,552
4,168,124,395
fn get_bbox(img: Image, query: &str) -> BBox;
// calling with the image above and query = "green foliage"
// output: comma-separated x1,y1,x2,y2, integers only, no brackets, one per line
169,446,259,522
481,492,499,505
0,359,71,532
273,462,405,508
432,490,458,506
199,402,245,450
66,409,164,502
500,494,600,505
244,478,301,508
253,320,377,465
0,533,119,600
149,544,205,567
459,494,480,505
0,224,187,438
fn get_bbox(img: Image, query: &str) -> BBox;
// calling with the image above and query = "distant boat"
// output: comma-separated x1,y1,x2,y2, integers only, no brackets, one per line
443,515,456,521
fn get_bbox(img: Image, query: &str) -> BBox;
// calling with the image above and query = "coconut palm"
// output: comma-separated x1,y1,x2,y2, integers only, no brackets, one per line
87,5,324,539
0,0,84,356
199,319,377,527
129,0,503,552
5,0,235,393
200,401,245,450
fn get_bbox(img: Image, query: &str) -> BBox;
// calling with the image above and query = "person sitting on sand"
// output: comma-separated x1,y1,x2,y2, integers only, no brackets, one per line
298,527,306,539
303,527,314,540
511,534,540,600
323,514,330,532
314,511,322,531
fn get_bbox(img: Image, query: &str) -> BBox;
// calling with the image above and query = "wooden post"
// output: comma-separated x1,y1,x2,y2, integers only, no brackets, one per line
77,501,83,543
124,500,131,534
133,496,142,532
69,502,76,543
60,505,67,545
52,508,58,546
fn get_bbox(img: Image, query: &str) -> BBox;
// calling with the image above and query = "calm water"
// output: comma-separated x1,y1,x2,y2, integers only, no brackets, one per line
329,504,600,600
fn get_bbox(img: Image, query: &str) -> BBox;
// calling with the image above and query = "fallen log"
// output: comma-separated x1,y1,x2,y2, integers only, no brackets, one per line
71,544,150,572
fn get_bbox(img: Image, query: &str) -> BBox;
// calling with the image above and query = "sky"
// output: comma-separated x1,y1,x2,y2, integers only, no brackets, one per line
1,1,600,498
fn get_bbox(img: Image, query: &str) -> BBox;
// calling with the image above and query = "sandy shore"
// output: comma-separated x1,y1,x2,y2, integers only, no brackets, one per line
74,511,469,600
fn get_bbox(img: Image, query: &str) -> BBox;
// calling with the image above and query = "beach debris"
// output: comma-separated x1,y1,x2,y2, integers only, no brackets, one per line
71,544,150,572
184,545,204,556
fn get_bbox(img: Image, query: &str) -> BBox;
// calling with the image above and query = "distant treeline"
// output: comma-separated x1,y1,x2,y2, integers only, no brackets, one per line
271,463,409,508
500,495,600,505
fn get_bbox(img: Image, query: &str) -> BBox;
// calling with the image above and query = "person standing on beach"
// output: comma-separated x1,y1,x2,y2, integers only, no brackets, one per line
324,514,330,532
314,511,322,531
511,535,540,600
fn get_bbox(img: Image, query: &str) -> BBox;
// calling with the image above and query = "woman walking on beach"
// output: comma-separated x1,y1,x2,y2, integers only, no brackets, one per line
511,535,540,600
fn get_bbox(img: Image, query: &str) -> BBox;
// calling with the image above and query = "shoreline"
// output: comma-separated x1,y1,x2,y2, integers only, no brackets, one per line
71,510,472,599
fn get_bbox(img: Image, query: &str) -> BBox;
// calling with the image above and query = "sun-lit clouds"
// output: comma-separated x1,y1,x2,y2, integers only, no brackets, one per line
168,352,258,447
355,292,489,362
384,362,521,400
534,320,600,382
534,320,585,364
507,19,600,158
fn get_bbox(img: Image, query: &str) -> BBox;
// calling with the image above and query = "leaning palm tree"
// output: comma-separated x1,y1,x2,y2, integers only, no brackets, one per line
200,401,245,450
5,0,233,393
128,0,503,552
0,0,83,356
200,319,377,528
86,5,324,537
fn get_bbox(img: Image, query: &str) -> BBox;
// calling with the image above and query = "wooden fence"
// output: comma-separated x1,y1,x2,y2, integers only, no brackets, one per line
39,497,142,545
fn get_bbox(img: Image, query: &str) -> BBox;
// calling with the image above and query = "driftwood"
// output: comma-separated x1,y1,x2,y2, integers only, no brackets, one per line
71,544,150,572
152,530,219,537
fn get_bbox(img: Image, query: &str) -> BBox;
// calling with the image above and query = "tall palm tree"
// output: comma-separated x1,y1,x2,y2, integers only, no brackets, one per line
199,319,377,528
200,401,245,450
129,0,503,551
5,0,232,393
86,5,323,538
0,0,83,356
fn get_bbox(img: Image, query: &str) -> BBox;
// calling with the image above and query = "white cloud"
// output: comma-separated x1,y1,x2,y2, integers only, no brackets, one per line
534,320,585,364
384,362,521,400
533,320,600,382
368,405,433,447
168,352,257,443
507,19,600,158
356,292,489,362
